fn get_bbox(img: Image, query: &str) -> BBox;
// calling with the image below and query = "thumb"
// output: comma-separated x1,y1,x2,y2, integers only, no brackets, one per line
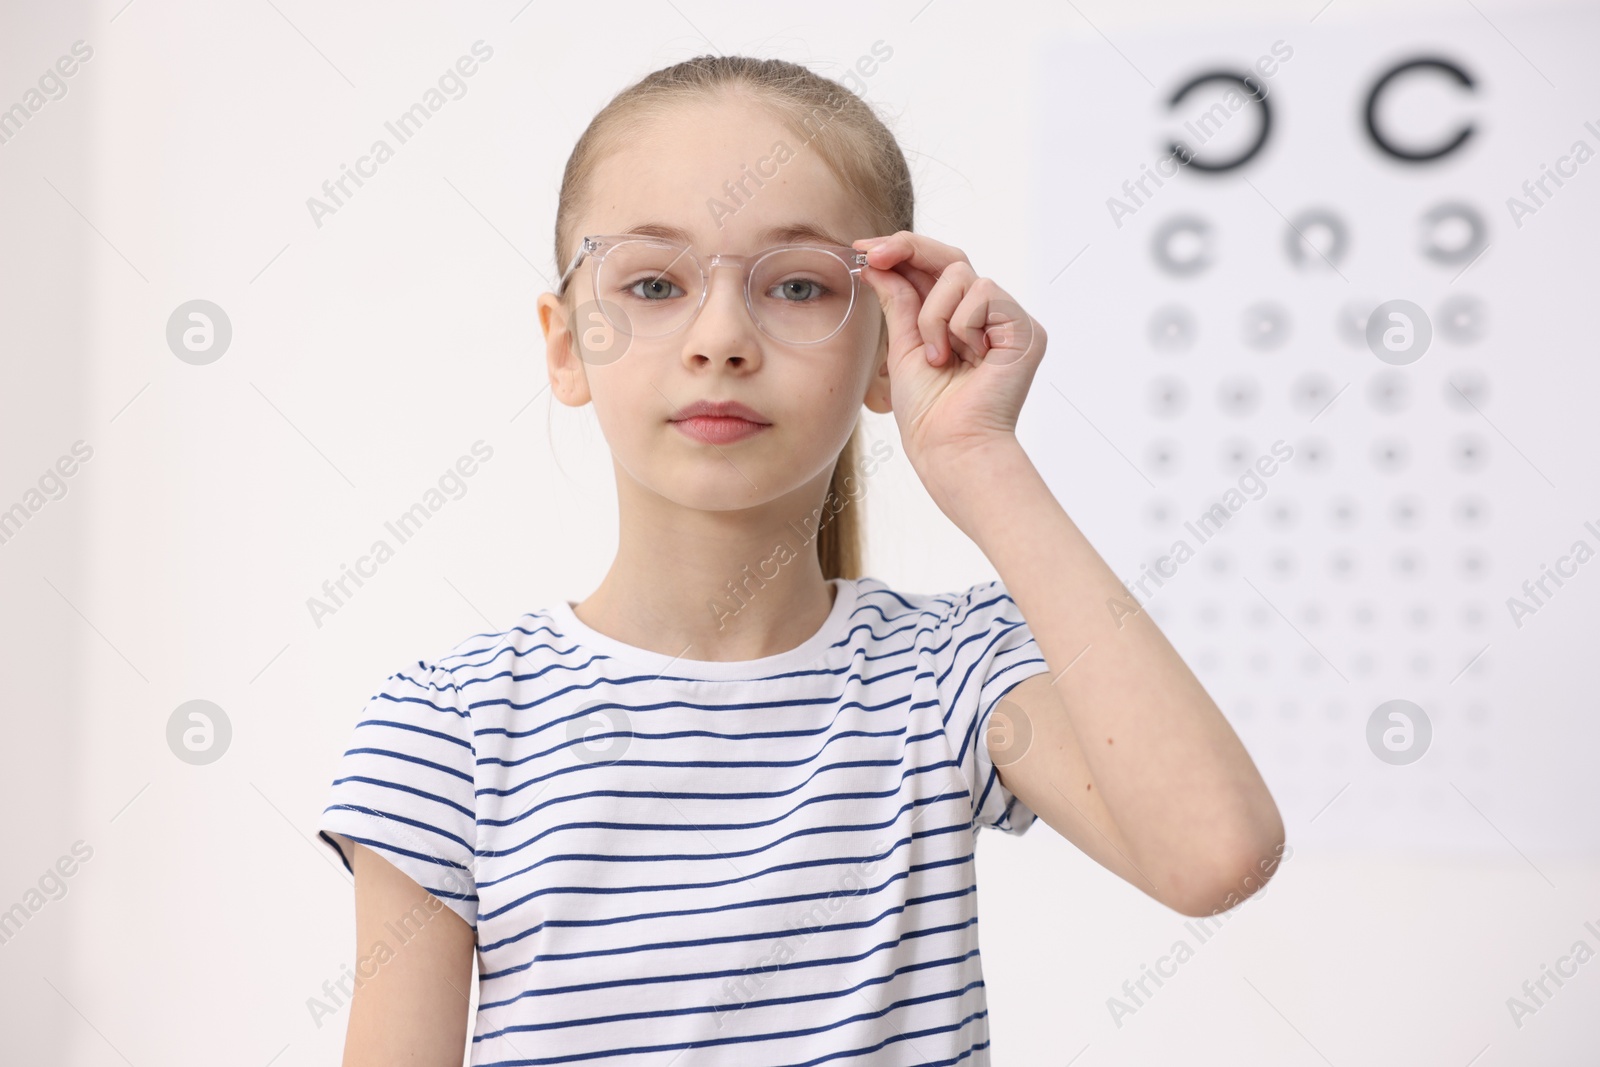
859,264,924,361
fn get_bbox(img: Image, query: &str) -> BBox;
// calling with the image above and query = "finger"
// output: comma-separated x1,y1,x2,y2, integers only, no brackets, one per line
950,284,1038,367
859,242,938,305
947,287,998,367
858,262,924,362
853,230,973,285
915,261,980,367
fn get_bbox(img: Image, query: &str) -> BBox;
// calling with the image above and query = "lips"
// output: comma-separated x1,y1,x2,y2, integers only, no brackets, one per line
668,399,771,445
668,399,771,424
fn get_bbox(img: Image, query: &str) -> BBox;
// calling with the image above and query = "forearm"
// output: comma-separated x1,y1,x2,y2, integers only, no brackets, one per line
936,439,1285,888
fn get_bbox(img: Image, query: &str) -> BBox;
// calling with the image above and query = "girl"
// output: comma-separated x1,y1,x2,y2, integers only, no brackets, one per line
317,54,1284,1066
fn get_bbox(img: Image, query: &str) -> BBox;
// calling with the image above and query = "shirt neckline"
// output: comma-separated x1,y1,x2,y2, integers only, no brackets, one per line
547,577,860,681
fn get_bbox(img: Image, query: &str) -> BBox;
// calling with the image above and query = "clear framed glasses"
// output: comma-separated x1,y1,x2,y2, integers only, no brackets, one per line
555,234,871,346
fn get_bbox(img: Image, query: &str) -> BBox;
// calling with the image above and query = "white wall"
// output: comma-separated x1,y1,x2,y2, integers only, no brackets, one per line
0,0,1594,1063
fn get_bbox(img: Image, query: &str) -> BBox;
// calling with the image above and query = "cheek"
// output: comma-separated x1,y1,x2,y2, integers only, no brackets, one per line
792,360,875,444
585,369,654,447
789,352,866,406
815,315,882,384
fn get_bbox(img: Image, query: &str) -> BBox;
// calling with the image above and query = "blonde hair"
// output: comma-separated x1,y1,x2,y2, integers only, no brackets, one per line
552,54,914,580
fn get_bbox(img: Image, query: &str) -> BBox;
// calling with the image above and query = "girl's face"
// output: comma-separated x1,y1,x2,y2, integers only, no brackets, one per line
537,95,892,518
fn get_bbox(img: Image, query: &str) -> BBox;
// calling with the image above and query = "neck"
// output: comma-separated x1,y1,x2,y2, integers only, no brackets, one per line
571,466,844,662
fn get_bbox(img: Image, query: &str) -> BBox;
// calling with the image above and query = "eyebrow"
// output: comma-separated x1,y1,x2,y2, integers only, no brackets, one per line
620,221,850,248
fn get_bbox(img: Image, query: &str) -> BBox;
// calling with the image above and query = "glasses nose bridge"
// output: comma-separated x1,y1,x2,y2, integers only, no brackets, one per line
702,251,753,286
696,251,757,323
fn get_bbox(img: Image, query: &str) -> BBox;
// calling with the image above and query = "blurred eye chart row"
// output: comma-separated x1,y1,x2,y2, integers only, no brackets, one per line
1027,3,1599,856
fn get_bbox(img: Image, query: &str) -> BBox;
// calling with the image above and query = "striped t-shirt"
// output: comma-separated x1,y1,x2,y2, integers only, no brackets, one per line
317,575,1052,1066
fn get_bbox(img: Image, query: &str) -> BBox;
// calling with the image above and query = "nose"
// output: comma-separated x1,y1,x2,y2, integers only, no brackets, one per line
680,260,762,371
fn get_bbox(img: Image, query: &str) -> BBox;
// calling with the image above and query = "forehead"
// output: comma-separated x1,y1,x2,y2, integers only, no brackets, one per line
580,95,872,253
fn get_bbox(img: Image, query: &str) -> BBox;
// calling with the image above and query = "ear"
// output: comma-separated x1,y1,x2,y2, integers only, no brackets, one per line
538,291,592,408
862,312,893,415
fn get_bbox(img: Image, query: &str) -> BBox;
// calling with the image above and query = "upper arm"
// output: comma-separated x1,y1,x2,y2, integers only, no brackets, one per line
987,673,1168,905
338,837,476,1067
927,581,1058,834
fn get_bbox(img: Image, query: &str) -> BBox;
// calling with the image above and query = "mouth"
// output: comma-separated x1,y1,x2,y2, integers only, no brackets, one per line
668,399,772,445
670,414,771,445
669,399,770,422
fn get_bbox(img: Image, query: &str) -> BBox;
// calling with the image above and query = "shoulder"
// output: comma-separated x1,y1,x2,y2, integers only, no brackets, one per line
851,575,1019,649
420,607,574,688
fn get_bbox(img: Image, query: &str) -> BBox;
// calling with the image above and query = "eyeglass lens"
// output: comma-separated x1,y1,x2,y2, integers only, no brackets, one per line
594,239,856,344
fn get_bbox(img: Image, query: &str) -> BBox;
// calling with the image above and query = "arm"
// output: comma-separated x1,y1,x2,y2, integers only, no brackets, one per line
951,442,1286,918
338,838,476,1066
851,229,1284,919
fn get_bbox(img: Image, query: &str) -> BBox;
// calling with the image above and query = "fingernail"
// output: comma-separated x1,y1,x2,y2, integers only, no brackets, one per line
855,236,889,248
923,343,939,364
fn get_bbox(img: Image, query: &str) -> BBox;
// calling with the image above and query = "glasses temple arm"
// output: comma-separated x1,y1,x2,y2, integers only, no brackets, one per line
556,240,591,294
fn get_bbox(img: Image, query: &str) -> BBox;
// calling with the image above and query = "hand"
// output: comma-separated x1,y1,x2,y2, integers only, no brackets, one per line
853,230,1047,504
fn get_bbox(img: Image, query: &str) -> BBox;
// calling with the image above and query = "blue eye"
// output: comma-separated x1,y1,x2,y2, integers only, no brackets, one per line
626,276,684,300
769,278,827,302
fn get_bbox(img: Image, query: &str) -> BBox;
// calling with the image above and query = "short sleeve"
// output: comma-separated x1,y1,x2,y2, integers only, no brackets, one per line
316,659,479,930
927,580,1053,836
